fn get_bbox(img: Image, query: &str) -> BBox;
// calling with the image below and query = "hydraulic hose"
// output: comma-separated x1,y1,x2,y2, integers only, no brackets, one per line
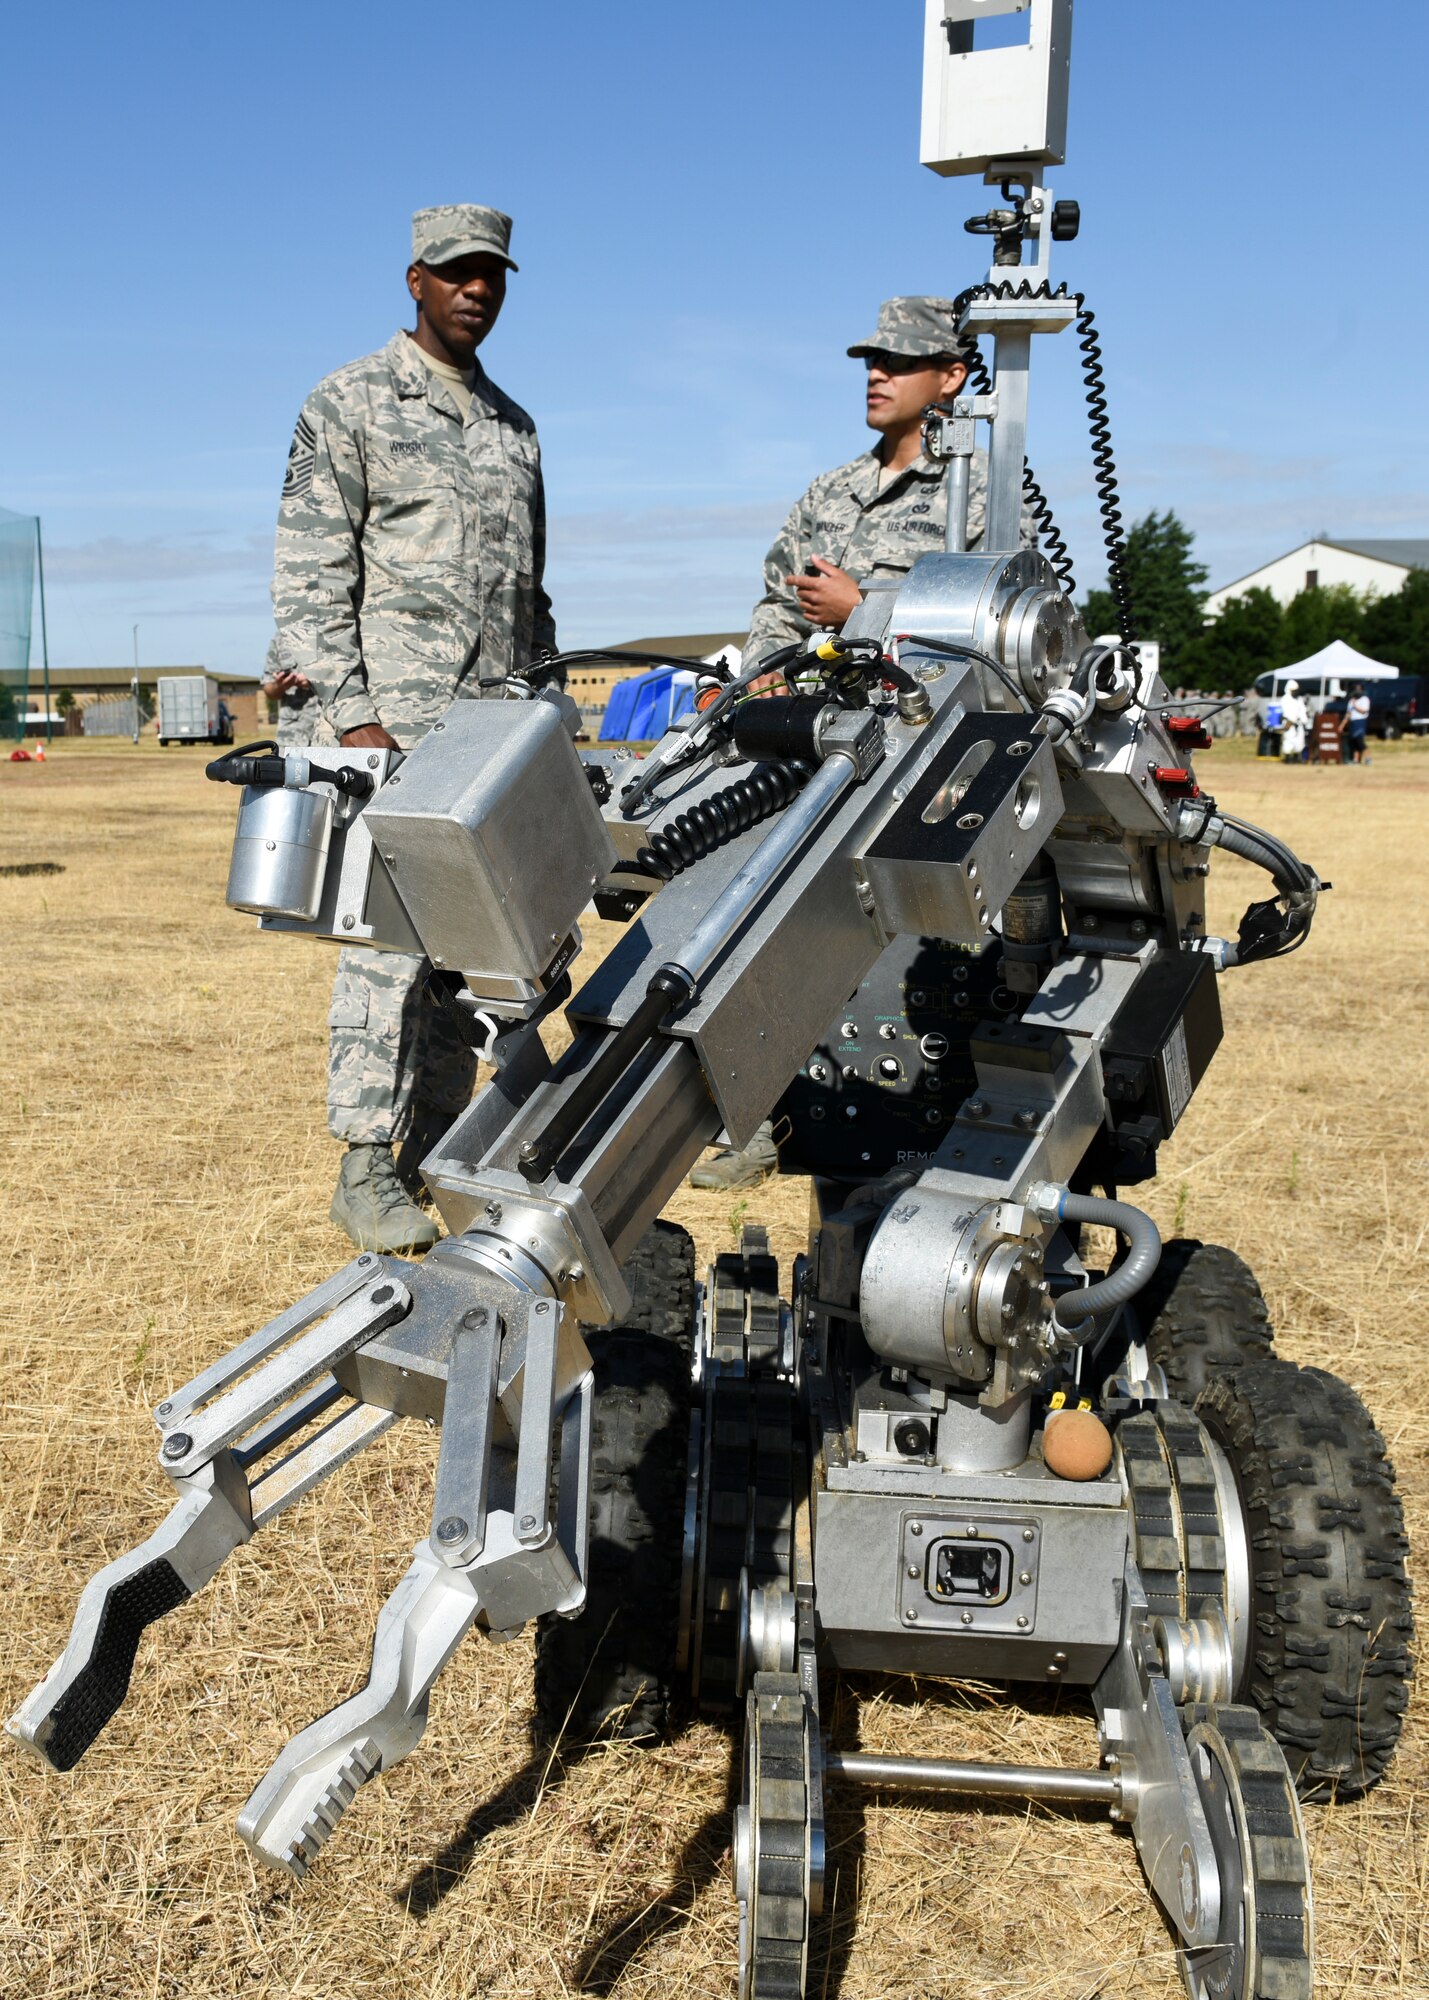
1053,1190,1161,1333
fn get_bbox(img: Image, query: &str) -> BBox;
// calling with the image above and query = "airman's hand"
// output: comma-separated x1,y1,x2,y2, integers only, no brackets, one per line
788,557,862,629
261,669,312,697
340,724,402,751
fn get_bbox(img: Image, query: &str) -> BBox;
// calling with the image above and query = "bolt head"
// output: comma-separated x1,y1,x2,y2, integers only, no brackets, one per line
517,1139,540,1164
162,1432,192,1460
341,914,356,931
156,1401,173,1418
436,1515,468,1544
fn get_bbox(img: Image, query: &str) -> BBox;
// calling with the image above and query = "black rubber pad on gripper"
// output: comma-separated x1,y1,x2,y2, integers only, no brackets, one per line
42,1558,192,1771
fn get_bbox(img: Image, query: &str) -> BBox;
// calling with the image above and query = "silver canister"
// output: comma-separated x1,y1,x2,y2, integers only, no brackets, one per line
226,783,335,920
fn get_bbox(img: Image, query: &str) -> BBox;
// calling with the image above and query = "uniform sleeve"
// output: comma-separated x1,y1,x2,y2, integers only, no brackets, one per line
741,491,813,669
271,386,382,738
529,462,557,660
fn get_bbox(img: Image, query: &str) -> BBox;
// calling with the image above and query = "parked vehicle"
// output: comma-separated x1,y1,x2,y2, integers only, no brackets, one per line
157,675,232,746
1323,674,1427,738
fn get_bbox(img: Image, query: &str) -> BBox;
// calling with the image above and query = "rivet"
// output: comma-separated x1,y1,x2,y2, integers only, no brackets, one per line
909,1522,923,1537
162,1432,191,1460
960,1610,973,1626
905,1608,919,1623
436,1516,468,1544
1017,1614,1029,1629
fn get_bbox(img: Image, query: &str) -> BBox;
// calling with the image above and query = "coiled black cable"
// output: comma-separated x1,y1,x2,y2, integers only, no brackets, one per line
952,279,1134,637
633,760,811,883
1071,297,1133,639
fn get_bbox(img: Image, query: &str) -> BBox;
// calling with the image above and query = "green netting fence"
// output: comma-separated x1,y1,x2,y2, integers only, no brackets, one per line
0,507,38,739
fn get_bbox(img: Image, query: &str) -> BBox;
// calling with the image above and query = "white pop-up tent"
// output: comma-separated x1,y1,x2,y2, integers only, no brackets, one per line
1256,639,1401,697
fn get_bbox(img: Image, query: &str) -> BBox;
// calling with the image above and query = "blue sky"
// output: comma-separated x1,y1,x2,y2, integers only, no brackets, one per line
3,0,1425,674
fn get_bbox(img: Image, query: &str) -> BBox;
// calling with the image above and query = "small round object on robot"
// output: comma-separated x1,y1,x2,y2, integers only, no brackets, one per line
1043,1408,1113,1480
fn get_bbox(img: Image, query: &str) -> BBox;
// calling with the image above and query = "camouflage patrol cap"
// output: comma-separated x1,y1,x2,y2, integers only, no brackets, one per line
411,204,518,273
847,296,970,362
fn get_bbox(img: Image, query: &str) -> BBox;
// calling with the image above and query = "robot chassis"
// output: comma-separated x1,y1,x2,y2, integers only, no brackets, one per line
9,8,1413,1997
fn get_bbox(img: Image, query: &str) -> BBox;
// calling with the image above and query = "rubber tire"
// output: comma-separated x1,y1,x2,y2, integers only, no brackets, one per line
1135,1239,1274,1406
532,1329,690,1746
618,1219,696,1355
1196,1357,1414,1799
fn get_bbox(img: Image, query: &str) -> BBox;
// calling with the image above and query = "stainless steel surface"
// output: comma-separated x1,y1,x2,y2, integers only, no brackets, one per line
253,746,420,953
157,1255,385,1432
666,747,863,994
428,1309,502,1567
1152,1602,1234,1707
363,699,617,984
6,1454,254,1767
226,783,334,921
1095,1559,1221,1950
160,1277,412,1479
1205,1431,1252,1689
813,1478,1127,1682
827,1749,1119,1804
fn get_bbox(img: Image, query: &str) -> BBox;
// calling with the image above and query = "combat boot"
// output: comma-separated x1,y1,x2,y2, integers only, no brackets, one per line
330,1143,440,1253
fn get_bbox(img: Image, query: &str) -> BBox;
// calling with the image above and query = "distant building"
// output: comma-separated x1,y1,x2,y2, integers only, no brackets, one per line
1204,538,1429,616
17,665,263,739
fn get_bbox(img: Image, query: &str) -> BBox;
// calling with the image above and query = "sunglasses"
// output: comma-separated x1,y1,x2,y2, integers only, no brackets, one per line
862,349,947,375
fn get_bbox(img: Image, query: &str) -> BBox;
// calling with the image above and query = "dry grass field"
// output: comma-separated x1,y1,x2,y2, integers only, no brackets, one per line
0,735,1424,1998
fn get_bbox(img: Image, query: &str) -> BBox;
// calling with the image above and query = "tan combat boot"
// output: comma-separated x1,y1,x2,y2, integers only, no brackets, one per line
330,1143,440,1253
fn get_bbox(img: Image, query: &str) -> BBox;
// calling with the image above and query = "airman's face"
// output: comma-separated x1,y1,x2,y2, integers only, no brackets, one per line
864,351,968,434
407,252,508,361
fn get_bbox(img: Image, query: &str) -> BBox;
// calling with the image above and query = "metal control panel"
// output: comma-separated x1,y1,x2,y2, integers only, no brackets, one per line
776,935,1013,1178
900,1514,1042,1636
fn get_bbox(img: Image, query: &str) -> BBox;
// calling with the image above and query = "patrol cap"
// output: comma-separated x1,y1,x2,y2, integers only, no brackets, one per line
847,295,970,362
411,204,518,273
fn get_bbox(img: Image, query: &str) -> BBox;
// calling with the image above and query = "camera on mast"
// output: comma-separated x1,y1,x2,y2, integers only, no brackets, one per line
920,0,1073,180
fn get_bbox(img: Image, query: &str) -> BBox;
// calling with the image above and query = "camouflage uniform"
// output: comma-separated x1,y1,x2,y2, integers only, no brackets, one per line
743,295,1033,667
271,204,554,1147
264,634,335,749
697,298,1034,1191
743,448,998,665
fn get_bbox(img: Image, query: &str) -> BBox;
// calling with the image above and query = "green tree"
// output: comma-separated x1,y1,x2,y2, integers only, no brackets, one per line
1273,582,1364,667
1360,569,1429,672
1181,586,1283,693
1079,510,1208,678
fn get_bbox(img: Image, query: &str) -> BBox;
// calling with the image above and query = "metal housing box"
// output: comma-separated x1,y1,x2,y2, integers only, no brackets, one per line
363,700,618,986
921,0,1073,178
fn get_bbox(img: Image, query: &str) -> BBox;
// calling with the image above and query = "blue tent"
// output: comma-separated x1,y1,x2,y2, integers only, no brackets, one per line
599,665,698,742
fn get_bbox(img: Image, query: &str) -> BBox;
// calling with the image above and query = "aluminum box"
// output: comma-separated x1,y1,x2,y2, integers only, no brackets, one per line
362,699,618,986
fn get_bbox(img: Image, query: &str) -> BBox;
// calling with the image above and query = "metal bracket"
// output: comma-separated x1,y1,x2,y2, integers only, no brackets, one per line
1093,1558,1221,1948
